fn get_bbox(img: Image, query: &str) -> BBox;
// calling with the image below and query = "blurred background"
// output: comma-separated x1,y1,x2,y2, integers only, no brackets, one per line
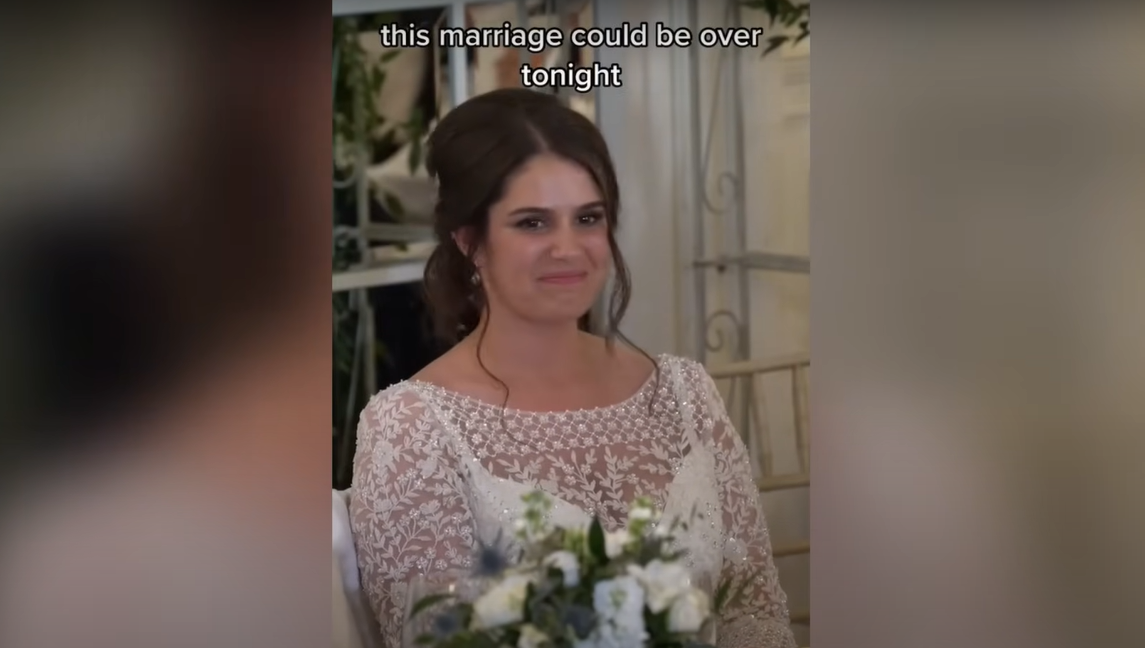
330,0,810,643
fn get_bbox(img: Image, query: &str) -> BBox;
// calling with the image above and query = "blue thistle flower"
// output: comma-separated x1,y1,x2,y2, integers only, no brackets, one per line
430,608,464,639
472,530,511,577
561,604,596,639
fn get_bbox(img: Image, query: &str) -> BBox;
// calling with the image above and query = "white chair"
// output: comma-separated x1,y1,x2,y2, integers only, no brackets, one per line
333,489,386,648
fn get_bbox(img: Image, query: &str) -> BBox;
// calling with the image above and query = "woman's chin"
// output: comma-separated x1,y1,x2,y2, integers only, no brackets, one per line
524,307,595,328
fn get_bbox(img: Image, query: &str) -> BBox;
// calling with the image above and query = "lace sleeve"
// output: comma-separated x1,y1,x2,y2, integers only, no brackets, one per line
349,387,477,648
690,364,797,648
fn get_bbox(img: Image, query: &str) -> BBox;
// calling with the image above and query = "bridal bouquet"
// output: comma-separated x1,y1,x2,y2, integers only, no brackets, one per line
407,491,745,648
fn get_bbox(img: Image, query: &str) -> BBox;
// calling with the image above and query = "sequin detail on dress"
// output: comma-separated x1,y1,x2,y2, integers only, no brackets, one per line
349,354,796,648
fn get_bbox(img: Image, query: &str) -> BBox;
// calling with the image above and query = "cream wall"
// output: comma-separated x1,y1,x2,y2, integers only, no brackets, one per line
592,0,809,357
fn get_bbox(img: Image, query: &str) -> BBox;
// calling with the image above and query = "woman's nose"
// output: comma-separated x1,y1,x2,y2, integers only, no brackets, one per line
549,222,583,258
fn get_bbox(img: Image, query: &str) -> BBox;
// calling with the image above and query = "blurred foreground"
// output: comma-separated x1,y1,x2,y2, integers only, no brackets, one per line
0,5,333,647
813,5,1145,648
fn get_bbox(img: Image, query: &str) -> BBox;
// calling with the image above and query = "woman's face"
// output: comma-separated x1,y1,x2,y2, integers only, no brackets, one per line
471,153,612,328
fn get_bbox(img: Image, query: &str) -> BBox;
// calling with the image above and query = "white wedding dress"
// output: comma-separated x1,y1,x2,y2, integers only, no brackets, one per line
349,354,797,648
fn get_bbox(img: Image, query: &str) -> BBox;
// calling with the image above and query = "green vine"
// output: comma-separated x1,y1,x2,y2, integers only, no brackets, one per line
332,14,428,476
742,0,809,55
334,15,394,160
333,15,427,180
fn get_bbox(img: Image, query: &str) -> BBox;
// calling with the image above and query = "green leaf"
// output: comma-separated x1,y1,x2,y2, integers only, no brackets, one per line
369,69,386,95
762,0,780,25
441,632,498,648
408,136,423,174
646,608,670,637
588,518,607,562
762,35,789,56
743,0,810,55
455,603,474,629
382,191,405,219
795,22,810,43
408,592,454,619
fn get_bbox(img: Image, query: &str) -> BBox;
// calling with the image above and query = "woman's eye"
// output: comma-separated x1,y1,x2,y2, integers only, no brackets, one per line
516,218,545,230
578,212,604,226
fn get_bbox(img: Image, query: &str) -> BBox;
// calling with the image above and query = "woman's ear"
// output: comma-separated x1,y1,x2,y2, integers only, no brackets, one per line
452,227,483,268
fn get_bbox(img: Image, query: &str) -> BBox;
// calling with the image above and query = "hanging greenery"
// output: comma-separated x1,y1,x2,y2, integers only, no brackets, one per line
334,14,396,164
332,14,416,480
741,0,809,55
333,14,428,180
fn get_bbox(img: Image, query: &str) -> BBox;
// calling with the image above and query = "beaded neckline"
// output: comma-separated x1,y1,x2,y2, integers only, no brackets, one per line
402,353,668,417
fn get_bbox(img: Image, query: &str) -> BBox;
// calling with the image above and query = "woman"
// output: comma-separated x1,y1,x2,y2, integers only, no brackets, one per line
349,88,796,648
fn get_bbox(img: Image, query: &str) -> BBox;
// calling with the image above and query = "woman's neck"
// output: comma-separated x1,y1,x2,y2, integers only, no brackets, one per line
462,315,599,383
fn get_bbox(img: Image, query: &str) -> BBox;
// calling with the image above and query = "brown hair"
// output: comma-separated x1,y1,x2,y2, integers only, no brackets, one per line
422,88,657,404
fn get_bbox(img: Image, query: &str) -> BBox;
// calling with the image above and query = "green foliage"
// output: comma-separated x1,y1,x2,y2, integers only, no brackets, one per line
333,14,394,150
410,592,457,620
333,14,430,176
741,0,809,55
332,15,430,482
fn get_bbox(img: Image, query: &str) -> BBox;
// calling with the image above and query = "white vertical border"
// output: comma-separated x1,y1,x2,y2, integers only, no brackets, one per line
670,0,700,360
446,1,469,107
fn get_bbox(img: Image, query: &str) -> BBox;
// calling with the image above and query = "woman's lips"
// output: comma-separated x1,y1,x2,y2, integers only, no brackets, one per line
538,272,587,285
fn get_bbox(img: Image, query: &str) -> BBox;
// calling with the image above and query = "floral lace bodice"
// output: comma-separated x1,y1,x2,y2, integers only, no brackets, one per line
349,354,796,648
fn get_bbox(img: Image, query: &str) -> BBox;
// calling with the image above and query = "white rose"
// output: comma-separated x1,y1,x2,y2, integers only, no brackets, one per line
604,530,630,559
591,576,648,648
517,623,549,648
471,573,532,629
627,559,692,613
667,588,711,633
629,505,654,522
542,550,581,587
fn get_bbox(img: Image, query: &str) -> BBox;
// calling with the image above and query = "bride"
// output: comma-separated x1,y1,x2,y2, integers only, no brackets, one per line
349,88,796,648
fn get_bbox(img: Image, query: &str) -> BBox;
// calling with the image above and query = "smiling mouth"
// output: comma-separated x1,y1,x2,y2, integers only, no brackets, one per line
538,272,588,285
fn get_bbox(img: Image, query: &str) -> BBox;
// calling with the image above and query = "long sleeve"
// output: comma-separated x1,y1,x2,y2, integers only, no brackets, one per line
693,365,797,648
349,386,478,648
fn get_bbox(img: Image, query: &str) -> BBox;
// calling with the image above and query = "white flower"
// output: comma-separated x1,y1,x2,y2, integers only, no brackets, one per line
471,573,532,629
604,530,630,559
590,576,648,648
629,505,655,522
627,559,692,613
543,550,581,587
667,588,711,633
626,498,660,526
517,623,549,648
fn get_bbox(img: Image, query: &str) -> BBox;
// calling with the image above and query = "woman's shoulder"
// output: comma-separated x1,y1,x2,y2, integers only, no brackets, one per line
364,379,430,413
358,380,444,441
655,352,705,371
653,353,711,386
